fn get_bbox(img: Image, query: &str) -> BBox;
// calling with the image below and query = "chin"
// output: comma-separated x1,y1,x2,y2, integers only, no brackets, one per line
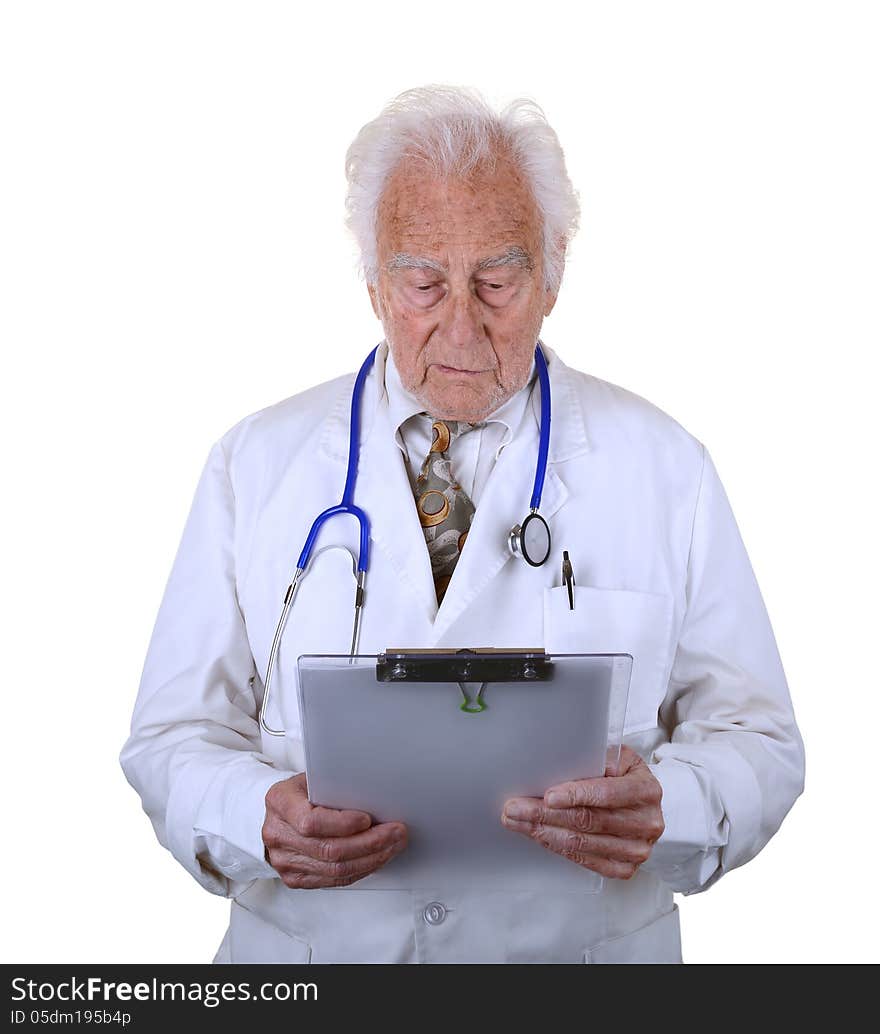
425,387,504,423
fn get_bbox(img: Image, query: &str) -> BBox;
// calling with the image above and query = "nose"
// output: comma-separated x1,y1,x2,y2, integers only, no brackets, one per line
442,286,486,354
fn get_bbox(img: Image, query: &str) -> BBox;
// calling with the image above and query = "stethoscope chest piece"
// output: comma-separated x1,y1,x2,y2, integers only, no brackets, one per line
509,510,552,567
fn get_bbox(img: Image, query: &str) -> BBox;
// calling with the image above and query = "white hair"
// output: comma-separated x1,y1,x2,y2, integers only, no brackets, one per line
344,85,580,293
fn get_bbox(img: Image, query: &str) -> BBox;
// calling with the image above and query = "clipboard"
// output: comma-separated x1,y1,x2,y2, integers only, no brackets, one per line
295,649,632,892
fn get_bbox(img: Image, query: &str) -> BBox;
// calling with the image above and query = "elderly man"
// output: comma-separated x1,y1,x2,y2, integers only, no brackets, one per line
121,86,804,964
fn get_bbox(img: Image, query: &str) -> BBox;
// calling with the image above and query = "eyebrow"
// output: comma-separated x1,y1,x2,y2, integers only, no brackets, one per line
474,246,534,273
385,245,534,276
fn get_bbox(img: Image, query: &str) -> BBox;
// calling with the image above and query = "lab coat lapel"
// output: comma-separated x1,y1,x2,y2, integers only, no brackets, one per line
430,427,569,642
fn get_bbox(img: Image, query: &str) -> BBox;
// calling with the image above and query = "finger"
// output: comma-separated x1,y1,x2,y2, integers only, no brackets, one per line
503,799,659,839
540,806,663,842
281,865,396,890
543,769,661,810
266,774,374,838
277,839,406,885
501,817,652,865
280,821,407,864
556,853,639,881
290,803,375,839
603,744,644,778
265,773,310,819
500,819,639,879
281,873,362,890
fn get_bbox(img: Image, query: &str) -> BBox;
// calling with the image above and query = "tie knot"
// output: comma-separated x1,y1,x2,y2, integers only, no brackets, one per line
428,418,479,455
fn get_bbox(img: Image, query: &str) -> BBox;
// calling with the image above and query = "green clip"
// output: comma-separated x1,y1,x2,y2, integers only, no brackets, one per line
459,682,487,714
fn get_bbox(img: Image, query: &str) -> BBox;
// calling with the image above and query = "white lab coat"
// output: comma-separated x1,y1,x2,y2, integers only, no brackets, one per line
120,341,804,964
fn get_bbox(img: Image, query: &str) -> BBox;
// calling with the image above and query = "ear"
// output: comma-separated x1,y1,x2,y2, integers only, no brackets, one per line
543,284,561,317
367,281,382,320
543,238,566,316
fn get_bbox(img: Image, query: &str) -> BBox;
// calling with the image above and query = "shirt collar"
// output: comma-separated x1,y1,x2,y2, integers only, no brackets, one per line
320,339,590,466
383,346,539,453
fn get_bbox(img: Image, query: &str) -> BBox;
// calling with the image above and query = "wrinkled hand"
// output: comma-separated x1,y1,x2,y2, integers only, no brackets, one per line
262,772,408,889
501,746,664,879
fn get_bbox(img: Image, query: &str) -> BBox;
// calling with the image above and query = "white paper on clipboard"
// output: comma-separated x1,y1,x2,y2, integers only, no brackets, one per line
294,650,632,893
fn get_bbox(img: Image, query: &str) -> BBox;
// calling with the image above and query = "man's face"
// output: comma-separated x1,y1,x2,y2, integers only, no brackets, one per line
367,154,560,422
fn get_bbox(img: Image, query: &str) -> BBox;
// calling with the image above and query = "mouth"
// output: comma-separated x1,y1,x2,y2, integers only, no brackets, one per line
431,364,491,377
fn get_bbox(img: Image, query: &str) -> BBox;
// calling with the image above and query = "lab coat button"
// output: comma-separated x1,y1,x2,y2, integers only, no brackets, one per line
423,902,447,925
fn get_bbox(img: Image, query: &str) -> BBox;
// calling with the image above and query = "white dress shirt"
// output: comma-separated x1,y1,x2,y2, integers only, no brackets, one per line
383,348,539,507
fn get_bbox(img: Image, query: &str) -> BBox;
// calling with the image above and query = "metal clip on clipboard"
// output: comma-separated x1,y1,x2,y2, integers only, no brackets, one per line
376,648,552,714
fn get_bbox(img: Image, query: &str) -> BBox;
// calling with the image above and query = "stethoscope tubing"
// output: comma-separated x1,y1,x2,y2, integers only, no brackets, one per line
259,341,552,737
296,346,378,574
530,344,551,512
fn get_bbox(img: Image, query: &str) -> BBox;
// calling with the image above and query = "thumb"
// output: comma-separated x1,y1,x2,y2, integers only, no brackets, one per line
266,771,310,819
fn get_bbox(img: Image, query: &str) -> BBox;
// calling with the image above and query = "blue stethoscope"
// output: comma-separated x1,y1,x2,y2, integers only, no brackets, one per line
259,342,552,736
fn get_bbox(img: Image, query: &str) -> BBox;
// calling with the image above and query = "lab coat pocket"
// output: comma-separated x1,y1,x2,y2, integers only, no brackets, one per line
228,900,312,964
583,904,682,964
543,584,674,736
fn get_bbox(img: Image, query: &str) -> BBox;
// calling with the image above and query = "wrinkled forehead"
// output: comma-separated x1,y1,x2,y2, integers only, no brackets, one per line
376,155,542,257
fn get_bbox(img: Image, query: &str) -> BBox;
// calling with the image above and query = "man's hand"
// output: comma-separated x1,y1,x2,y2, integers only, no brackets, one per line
500,746,664,879
262,773,408,889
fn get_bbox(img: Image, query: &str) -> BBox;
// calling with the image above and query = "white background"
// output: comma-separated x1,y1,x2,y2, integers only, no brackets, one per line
1,1,877,964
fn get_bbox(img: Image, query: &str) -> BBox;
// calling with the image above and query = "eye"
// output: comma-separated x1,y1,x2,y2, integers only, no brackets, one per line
407,282,445,306
477,280,513,302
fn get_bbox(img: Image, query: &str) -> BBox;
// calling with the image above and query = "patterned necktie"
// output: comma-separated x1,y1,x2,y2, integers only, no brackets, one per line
414,418,478,605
